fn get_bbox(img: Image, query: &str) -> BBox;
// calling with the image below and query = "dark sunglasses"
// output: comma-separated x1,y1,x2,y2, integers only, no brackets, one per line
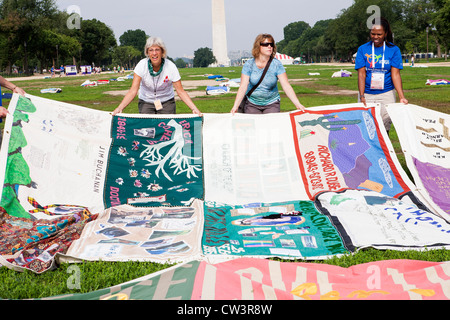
260,42,274,47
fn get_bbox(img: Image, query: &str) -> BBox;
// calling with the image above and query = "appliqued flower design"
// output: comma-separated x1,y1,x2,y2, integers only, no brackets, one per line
118,146,128,156
129,169,138,178
141,169,151,178
127,157,136,166
132,141,140,151
134,192,149,197
147,183,162,191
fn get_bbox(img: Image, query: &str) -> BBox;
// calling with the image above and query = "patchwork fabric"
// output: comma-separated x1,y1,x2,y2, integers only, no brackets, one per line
105,115,203,208
316,189,450,250
0,207,97,273
65,200,204,263
39,258,450,300
202,200,350,260
290,106,413,199
388,104,450,222
1,95,449,286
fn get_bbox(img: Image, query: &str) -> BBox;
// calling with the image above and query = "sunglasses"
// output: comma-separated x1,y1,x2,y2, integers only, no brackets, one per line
260,42,274,47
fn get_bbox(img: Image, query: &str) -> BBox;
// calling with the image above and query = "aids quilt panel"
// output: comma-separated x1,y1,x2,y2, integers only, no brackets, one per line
388,104,450,222
40,258,450,300
290,106,414,199
0,95,111,219
202,200,350,260
316,189,450,250
202,113,309,205
0,95,204,221
65,200,203,263
105,114,203,208
1,96,449,274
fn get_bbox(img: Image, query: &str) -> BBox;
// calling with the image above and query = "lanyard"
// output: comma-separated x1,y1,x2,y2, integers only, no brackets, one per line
148,58,164,97
371,41,385,69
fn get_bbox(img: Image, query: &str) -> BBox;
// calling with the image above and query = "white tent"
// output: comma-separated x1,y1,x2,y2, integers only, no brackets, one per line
275,53,294,65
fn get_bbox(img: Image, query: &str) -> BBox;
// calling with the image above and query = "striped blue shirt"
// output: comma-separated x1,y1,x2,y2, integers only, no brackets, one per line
242,58,285,106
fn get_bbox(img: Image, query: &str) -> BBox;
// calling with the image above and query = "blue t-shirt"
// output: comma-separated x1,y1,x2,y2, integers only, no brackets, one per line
242,58,286,106
355,41,403,94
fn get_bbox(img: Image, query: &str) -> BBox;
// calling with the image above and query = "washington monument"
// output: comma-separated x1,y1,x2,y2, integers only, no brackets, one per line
211,0,230,67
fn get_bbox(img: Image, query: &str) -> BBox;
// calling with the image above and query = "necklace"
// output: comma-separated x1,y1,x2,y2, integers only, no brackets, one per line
148,58,165,77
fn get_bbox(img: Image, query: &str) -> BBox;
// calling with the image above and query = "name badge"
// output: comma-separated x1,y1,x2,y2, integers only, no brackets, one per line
370,71,385,90
154,99,163,111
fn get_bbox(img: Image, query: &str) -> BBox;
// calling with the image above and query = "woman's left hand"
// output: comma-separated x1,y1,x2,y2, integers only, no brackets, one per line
0,107,9,118
13,86,26,96
191,107,203,116
399,98,408,105
296,104,306,112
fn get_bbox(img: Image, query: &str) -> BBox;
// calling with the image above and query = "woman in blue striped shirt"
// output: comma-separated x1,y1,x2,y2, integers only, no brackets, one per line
231,34,306,114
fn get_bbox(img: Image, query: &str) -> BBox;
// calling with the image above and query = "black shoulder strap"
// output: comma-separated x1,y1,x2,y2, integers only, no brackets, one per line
246,56,273,98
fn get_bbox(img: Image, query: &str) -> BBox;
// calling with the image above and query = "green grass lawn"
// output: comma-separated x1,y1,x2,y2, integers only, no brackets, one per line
1,63,449,300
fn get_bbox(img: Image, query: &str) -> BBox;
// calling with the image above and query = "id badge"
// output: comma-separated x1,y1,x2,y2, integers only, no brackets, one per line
370,71,385,90
154,99,163,111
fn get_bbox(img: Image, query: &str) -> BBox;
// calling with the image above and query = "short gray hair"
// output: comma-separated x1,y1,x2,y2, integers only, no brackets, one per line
144,36,167,58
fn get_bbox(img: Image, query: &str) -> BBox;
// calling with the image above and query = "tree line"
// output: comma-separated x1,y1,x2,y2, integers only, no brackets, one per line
0,0,448,75
0,0,148,74
277,0,449,63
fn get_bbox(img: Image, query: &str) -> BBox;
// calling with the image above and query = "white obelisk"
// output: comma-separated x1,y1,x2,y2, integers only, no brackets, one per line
211,0,230,67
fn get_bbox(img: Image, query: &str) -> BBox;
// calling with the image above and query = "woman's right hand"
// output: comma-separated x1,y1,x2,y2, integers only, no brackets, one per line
112,106,123,116
230,105,239,115
360,95,367,107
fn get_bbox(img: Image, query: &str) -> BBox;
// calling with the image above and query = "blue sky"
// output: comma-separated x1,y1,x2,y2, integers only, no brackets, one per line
56,0,354,58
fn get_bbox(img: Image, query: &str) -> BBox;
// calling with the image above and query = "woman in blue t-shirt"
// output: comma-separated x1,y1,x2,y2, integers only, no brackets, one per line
355,17,408,131
230,34,306,114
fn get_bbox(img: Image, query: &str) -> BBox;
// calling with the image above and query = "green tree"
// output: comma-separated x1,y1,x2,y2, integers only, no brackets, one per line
193,47,216,67
401,0,439,55
283,21,310,42
74,18,117,66
57,33,82,66
119,29,147,56
279,19,333,62
174,58,187,68
432,0,450,59
0,0,58,74
0,8,23,72
326,0,404,60
113,45,141,68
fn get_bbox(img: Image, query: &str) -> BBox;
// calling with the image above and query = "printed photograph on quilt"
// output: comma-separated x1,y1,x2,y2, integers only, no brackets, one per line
290,106,413,199
105,115,203,207
202,200,350,260
65,200,203,263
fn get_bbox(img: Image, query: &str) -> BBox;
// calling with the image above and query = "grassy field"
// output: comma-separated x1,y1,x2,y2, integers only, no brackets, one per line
0,62,449,300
